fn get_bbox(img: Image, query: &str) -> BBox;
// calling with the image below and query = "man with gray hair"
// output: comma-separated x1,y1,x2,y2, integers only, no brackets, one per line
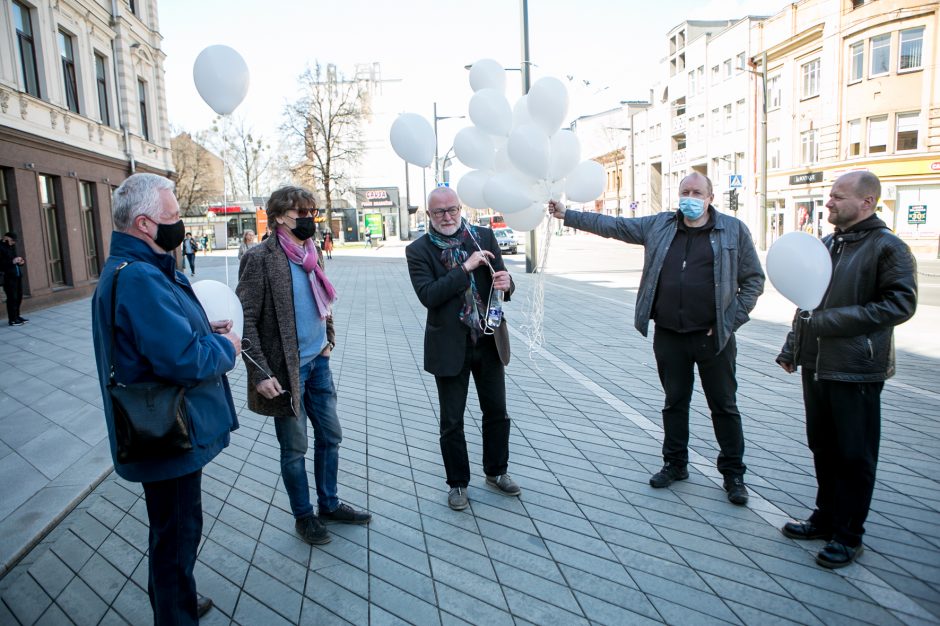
92,173,241,623
777,171,917,568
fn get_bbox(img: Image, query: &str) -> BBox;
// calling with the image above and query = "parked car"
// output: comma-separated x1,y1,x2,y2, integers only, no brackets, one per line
493,227,517,255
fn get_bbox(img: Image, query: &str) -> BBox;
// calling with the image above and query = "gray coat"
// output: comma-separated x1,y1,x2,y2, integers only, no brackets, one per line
236,235,335,417
564,207,764,352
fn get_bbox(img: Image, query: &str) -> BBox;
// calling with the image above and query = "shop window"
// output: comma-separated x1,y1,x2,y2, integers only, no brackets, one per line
899,27,924,71
38,175,66,285
867,115,888,154
896,112,919,151
849,42,864,82
80,182,100,278
13,1,41,98
847,119,861,157
870,34,890,76
0,172,10,235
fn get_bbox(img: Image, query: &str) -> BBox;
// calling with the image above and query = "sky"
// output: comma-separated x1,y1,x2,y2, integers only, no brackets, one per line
158,0,790,197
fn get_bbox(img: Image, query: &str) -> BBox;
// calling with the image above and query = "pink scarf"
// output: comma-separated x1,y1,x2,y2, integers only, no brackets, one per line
276,229,337,319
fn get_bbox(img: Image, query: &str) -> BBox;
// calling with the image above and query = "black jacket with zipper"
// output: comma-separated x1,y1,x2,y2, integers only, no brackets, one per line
777,215,917,382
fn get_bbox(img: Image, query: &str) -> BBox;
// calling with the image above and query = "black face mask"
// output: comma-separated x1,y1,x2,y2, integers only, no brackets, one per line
152,219,186,252
290,217,317,241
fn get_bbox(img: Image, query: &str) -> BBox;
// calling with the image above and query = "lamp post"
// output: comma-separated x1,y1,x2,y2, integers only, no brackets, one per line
432,102,465,186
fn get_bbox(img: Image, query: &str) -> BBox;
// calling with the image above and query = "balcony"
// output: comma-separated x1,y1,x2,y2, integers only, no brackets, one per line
671,149,687,165
671,116,687,134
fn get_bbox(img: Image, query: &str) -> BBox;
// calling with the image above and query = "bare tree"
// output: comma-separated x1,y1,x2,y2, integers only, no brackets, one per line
171,129,222,216
213,115,272,200
281,62,368,225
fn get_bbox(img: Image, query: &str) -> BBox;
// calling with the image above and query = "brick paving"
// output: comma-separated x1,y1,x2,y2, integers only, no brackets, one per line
0,236,938,625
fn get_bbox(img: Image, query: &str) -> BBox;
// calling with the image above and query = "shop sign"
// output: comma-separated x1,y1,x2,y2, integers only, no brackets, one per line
789,171,822,185
908,205,927,225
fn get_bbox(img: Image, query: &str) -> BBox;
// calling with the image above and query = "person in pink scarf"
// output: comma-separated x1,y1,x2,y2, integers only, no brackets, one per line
237,186,370,546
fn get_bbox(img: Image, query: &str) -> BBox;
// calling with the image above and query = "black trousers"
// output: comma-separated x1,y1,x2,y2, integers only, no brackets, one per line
142,469,203,626
434,335,510,488
653,326,746,477
802,369,882,547
3,276,22,323
184,253,196,274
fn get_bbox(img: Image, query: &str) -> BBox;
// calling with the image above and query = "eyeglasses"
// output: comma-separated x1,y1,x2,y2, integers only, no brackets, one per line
289,207,319,218
429,206,461,218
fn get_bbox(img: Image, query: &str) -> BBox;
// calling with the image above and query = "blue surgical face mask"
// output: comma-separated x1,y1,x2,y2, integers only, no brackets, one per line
678,196,707,221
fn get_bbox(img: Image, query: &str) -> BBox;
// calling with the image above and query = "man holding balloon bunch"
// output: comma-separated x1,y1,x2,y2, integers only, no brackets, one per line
776,171,917,569
549,172,764,506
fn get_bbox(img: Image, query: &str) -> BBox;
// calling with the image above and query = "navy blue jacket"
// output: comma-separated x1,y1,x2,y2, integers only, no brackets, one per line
92,232,238,482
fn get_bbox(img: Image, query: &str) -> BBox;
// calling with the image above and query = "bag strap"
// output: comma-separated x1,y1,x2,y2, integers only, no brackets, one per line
108,261,133,385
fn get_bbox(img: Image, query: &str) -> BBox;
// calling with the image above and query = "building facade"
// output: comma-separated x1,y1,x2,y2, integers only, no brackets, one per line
0,0,172,314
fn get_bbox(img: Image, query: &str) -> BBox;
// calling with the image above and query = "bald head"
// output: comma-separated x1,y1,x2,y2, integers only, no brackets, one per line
428,186,458,207
826,171,881,229
679,172,713,197
840,171,881,205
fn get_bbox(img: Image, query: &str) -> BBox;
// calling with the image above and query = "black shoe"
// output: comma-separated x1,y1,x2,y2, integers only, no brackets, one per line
723,476,749,505
782,519,830,540
816,540,863,569
294,515,331,544
319,502,372,524
16,317,27,323
196,594,213,618
649,463,689,488
8,320,24,327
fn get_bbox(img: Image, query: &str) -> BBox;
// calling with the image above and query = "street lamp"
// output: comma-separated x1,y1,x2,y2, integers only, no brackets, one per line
433,102,465,186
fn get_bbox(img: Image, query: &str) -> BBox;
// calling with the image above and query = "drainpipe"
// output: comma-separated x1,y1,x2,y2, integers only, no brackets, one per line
758,52,768,250
110,1,135,174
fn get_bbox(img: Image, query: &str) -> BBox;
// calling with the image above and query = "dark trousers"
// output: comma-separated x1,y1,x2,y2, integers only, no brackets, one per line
184,253,196,274
653,326,746,476
3,277,22,323
802,369,882,547
142,469,203,626
434,335,510,487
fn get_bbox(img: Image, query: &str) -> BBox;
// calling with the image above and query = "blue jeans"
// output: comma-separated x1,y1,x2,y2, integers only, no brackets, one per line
274,355,342,518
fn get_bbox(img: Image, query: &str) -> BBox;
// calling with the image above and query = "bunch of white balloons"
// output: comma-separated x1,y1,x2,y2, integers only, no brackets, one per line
390,59,605,232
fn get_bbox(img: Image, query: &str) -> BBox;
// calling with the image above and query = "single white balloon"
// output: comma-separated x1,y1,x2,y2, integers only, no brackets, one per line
469,59,506,93
504,201,546,232
192,45,250,115
456,170,491,210
507,124,551,181
453,127,495,170
526,77,569,136
565,160,606,202
389,113,435,167
191,280,244,339
766,232,833,310
483,172,535,214
468,88,512,137
549,130,581,181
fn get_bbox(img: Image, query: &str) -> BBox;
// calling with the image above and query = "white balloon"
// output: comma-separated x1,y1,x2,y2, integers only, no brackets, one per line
469,59,506,93
526,76,569,136
766,232,833,310
192,45,250,115
456,170,491,210
389,113,435,167
549,130,581,181
512,96,533,128
191,280,243,339
504,201,546,232
507,124,551,181
483,172,535,214
468,89,512,137
565,160,605,202
454,127,495,170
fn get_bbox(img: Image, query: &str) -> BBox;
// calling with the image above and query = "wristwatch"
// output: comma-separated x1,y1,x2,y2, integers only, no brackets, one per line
327,341,335,350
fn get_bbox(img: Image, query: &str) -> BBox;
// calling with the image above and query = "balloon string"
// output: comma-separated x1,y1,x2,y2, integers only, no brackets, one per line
517,214,554,369
222,114,232,290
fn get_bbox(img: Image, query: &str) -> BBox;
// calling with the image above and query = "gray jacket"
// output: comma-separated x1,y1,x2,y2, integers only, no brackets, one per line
564,207,765,352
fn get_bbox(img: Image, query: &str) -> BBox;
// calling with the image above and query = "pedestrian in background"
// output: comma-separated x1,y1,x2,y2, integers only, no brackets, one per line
238,229,257,261
549,172,764,506
777,171,917,568
323,231,334,260
406,187,519,511
91,173,241,623
237,185,371,546
182,231,198,275
1,231,27,326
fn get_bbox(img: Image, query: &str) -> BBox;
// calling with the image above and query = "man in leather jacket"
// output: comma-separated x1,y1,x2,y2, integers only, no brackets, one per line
777,171,917,569
549,172,765,506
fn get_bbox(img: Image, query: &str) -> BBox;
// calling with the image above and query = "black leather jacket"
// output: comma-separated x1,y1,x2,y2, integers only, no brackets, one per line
778,216,917,382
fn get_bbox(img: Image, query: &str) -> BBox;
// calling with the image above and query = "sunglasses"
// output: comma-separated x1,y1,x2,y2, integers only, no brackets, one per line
289,207,319,218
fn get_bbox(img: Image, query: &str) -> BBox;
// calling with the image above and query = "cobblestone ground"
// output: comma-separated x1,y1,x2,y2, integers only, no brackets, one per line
1,238,938,625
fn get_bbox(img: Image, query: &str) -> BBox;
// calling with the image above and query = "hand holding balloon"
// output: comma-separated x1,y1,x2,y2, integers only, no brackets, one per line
547,199,567,219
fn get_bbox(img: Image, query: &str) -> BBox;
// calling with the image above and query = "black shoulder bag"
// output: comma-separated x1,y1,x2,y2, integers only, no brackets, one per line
108,261,192,464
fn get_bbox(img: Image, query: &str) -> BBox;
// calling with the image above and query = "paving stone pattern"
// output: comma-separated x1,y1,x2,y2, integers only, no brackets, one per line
1,246,938,625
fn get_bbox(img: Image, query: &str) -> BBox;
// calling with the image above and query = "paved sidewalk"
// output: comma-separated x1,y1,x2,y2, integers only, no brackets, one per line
0,235,938,625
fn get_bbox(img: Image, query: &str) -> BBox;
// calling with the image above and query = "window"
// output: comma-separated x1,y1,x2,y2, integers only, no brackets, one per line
688,71,696,96
870,34,890,76
849,42,864,82
697,66,704,94
0,172,10,236
736,99,745,130
723,59,732,78
13,2,41,98
58,31,80,114
767,74,781,109
847,119,861,156
138,79,150,141
129,0,137,15
768,138,780,169
800,129,818,164
80,182,100,277
868,115,888,153
94,53,111,126
711,108,720,136
896,112,919,151
899,28,924,71
723,104,732,132
801,59,820,98
711,65,720,85
38,175,65,285
736,53,746,72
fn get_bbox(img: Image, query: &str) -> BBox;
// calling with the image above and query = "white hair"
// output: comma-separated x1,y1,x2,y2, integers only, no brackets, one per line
112,173,175,232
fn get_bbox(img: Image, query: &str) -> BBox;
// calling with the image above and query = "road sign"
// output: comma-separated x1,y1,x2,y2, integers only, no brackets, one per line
728,189,738,212
908,204,927,225
729,174,743,188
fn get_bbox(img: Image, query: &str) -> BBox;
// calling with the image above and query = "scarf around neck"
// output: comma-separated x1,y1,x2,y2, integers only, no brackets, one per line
427,219,484,339
276,228,337,319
